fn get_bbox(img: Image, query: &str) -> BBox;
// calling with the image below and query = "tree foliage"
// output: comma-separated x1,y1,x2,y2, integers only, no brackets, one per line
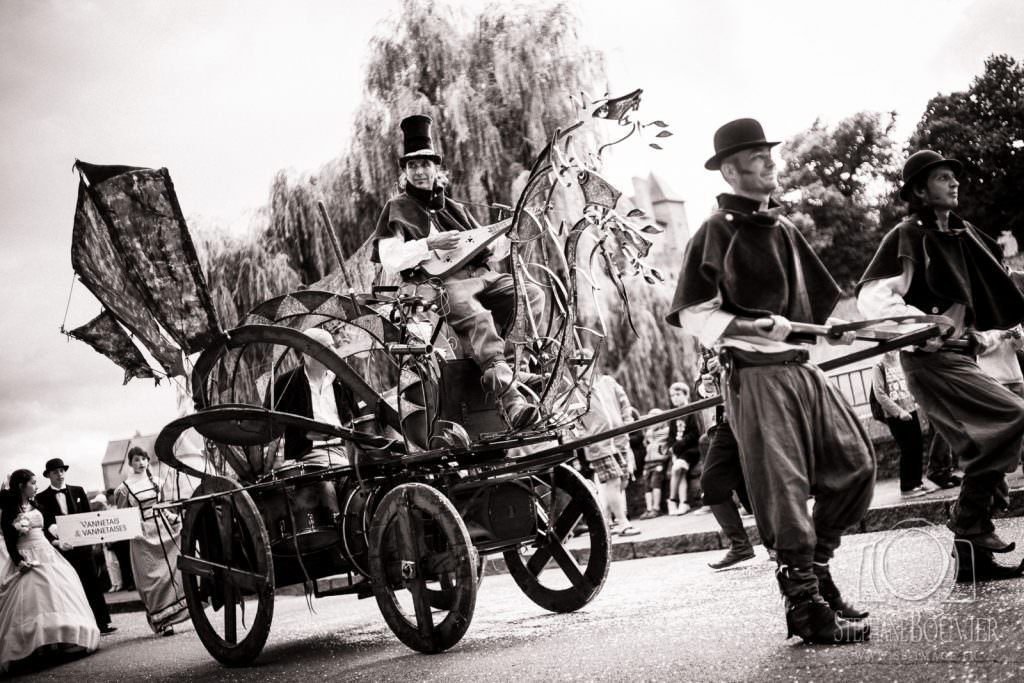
203,0,607,317
198,0,697,409
908,54,1024,237
777,111,902,292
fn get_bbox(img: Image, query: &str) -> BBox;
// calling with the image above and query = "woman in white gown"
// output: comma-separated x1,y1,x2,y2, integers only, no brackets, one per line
0,469,100,672
113,447,189,636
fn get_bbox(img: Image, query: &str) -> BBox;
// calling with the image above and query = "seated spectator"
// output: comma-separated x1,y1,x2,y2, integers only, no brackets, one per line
666,382,705,514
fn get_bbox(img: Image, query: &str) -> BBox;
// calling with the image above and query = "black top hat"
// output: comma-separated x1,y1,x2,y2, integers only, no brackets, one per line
399,115,442,165
705,118,780,170
898,150,963,201
43,458,69,476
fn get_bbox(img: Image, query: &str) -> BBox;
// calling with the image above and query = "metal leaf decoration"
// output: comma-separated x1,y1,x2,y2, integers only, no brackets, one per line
591,88,643,122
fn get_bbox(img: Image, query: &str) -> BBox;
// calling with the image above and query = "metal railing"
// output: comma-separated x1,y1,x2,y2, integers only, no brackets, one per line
829,366,872,408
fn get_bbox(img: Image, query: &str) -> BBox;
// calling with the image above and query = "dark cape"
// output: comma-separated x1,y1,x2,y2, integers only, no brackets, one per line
855,209,1024,331
370,184,480,266
666,194,841,328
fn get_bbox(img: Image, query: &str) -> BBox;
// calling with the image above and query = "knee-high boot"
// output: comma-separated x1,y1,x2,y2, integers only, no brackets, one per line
708,502,754,569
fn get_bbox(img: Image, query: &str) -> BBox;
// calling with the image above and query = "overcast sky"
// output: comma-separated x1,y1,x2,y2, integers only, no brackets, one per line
1,0,1021,491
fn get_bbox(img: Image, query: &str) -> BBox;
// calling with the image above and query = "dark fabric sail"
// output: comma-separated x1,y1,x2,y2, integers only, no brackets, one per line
67,311,157,384
70,161,222,378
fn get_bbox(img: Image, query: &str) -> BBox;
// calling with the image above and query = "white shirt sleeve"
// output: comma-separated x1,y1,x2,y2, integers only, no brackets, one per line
856,261,925,320
676,294,736,348
378,231,433,275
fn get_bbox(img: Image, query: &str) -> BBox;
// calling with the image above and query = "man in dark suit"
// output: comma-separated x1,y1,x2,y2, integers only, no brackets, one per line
35,457,116,634
266,328,357,468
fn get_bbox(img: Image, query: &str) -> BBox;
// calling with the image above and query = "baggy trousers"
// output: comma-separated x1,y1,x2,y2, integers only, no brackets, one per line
725,362,875,573
442,267,544,369
900,350,1024,536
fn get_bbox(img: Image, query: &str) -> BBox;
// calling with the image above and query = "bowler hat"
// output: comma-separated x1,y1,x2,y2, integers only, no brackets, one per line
399,115,442,165
898,150,963,201
705,118,780,170
43,458,69,476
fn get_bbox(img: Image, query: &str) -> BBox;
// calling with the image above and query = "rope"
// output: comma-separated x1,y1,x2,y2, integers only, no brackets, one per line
59,273,77,334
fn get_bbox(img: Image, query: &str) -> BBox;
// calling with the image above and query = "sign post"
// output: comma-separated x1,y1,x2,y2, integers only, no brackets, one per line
55,508,143,547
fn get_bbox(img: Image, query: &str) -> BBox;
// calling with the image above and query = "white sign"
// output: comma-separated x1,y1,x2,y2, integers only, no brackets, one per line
56,508,143,547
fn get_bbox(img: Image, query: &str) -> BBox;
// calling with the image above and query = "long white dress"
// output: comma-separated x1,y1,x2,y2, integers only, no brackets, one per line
0,507,100,672
113,475,189,633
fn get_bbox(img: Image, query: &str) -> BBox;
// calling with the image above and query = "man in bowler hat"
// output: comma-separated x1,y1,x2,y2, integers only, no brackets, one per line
35,457,116,634
858,150,1024,582
370,114,544,430
667,118,873,644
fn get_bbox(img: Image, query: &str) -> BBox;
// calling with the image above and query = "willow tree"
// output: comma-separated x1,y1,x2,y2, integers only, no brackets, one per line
202,0,698,407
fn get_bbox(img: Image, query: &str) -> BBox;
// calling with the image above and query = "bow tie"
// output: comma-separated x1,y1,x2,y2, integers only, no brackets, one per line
54,489,68,495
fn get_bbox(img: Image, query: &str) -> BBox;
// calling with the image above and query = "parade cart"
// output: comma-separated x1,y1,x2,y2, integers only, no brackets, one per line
64,91,956,666
63,91,685,665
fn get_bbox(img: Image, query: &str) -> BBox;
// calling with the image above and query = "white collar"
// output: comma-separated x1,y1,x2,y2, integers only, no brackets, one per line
303,366,336,387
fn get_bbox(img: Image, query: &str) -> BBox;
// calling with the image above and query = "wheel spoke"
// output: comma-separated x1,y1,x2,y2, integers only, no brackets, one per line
223,594,237,644
547,536,590,593
395,498,434,638
550,499,583,541
525,539,554,577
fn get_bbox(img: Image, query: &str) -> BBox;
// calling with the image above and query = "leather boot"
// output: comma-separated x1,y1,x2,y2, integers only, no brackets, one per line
482,362,540,430
813,562,868,619
708,502,755,569
953,539,1024,583
777,565,870,645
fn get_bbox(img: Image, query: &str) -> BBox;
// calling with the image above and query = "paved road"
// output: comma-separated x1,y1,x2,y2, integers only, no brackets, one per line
12,518,1024,682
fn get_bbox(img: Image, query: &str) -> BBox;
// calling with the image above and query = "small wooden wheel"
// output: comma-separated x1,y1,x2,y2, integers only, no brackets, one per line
503,464,610,612
368,482,477,653
179,475,275,666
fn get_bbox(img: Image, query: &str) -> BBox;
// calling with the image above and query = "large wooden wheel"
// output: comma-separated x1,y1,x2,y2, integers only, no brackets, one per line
503,464,611,612
368,483,478,654
179,475,275,666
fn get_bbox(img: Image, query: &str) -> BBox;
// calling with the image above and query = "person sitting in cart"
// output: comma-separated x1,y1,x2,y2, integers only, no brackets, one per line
371,114,544,430
268,327,358,470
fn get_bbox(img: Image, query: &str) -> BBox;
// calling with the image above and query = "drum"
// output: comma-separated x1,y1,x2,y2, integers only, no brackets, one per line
255,462,341,556
336,479,382,577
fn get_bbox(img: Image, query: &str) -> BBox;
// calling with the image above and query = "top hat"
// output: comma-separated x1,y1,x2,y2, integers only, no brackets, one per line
43,458,69,476
399,115,442,165
898,150,963,201
705,118,780,170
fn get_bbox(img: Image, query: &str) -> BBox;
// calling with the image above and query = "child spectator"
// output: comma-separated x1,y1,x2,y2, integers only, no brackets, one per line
640,409,672,518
